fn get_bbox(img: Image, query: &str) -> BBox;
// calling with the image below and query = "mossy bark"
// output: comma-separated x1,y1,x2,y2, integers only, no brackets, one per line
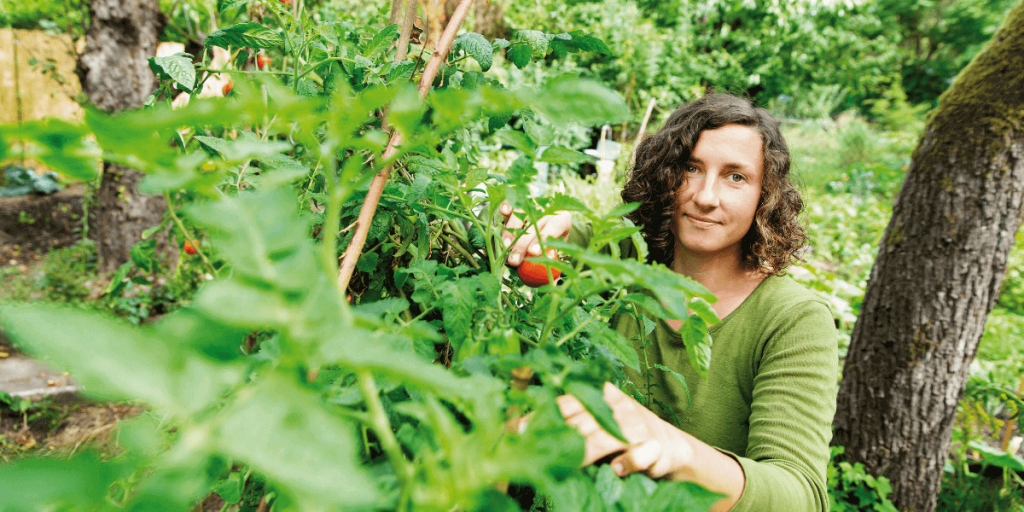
834,2,1024,511
76,0,167,272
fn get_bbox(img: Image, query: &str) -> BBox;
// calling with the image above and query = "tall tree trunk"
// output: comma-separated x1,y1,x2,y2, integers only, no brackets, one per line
76,0,167,272
473,0,506,40
833,3,1024,511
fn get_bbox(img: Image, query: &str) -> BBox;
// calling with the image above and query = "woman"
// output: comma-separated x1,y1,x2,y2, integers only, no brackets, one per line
501,93,838,512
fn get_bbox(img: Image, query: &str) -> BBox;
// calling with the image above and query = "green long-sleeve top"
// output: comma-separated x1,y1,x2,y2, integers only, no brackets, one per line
569,221,838,512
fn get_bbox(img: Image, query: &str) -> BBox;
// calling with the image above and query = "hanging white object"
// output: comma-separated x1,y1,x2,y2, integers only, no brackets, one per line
583,125,621,182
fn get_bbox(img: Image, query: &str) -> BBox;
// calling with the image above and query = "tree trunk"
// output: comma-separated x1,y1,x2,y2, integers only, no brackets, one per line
833,3,1024,511
76,0,167,272
473,0,506,40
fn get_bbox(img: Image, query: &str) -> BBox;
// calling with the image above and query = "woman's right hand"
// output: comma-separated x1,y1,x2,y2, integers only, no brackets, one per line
499,200,573,266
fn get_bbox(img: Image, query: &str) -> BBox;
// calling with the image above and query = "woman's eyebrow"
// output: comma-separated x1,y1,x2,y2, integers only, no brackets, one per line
687,156,750,171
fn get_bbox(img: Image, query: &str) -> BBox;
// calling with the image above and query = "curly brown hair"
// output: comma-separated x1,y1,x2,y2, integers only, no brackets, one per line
622,93,806,274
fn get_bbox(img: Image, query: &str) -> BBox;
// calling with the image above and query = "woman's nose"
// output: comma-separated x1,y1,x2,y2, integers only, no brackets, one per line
692,179,719,208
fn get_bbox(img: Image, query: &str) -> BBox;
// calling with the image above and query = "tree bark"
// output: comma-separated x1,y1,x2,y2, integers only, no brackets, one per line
76,0,167,272
472,0,506,40
833,3,1024,511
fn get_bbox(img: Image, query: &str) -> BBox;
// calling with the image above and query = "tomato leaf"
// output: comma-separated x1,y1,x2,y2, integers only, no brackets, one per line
688,297,720,327
538,146,592,164
566,382,628,443
362,23,399,57
515,30,552,57
219,0,250,12
453,32,494,71
653,364,690,408
678,315,713,381
213,374,379,508
645,480,724,510
585,319,641,372
506,43,533,69
149,53,196,91
205,22,284,50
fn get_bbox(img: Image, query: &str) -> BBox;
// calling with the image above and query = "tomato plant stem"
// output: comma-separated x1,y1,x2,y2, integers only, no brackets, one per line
453,189,496,271
439,232,480,269
197,67,292,77
337,0,474,294
295,56,357,81
164,192,219,277
357,370,413,511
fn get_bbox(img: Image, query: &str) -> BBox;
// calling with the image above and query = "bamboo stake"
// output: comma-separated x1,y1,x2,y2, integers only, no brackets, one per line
394,0,419,62
389,0,404,25
633,98,657,149
337,0,474,292
629,98,657,168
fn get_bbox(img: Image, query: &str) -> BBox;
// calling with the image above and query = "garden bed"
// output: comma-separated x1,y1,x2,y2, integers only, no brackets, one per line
0,184,84,268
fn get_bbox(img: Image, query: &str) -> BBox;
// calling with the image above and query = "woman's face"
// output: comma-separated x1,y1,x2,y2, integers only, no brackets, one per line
670,123,764,265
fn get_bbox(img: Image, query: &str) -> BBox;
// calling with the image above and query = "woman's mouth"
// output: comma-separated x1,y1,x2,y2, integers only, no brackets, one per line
685,214,718,227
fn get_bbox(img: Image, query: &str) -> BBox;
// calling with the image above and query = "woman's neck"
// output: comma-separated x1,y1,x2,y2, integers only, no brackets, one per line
671,249,767,319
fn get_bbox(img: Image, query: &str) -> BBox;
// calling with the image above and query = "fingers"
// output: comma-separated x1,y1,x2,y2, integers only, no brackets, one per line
556,394,586,417
501,204,571,267
558,394,628,466
611,439,676,478
558,383,689,480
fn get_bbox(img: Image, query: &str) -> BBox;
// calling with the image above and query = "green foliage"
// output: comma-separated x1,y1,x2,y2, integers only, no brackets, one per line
875,0,1020,106
0,165,63,197
941,375,1024,512
827,446,899,512
148,52,197,92
0,10,719,512
997,230,1024,316
0,118,98,181
0,240,97,304
0,0,88,36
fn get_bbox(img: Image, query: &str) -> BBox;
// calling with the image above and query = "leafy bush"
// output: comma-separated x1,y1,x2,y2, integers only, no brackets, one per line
827,446,898,512
0,165,63,197
942,376,1024,512
0,8,725,512
997,231,1024,316
0,0,87,36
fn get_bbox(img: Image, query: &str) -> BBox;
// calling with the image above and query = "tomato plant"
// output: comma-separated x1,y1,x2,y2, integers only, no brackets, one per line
0,3,721,511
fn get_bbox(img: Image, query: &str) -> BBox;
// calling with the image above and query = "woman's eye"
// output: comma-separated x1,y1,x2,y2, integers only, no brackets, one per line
728,173,745,183
685,165,700,174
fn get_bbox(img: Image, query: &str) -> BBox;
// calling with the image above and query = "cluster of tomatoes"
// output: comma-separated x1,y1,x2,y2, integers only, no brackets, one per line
221,54,272,95
222,0,285,95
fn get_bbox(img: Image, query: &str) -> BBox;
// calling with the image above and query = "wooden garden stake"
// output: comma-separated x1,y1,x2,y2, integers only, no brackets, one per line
337,0,473,292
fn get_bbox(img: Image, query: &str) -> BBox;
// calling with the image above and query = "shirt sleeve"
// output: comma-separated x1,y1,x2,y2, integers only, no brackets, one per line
727,299,838,512
566,214,594,248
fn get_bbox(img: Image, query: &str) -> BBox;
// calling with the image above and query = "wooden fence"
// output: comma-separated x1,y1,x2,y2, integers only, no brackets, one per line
0,28,83,126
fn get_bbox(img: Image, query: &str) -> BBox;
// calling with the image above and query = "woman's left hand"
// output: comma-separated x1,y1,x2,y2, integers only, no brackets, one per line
557,382,695,478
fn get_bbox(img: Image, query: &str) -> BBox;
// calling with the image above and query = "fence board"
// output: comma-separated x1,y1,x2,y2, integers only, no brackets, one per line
0,28,83,125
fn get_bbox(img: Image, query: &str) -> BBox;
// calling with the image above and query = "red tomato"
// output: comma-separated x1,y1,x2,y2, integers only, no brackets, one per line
256,55,272,70
517,260,561,287
184,239,199,255
222,81,233,95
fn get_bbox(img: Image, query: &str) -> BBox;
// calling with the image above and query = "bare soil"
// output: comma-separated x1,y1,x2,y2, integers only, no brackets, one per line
0,186,143,462
0,184,85,268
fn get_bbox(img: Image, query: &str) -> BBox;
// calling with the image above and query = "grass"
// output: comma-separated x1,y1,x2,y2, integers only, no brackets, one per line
0,239,100,305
